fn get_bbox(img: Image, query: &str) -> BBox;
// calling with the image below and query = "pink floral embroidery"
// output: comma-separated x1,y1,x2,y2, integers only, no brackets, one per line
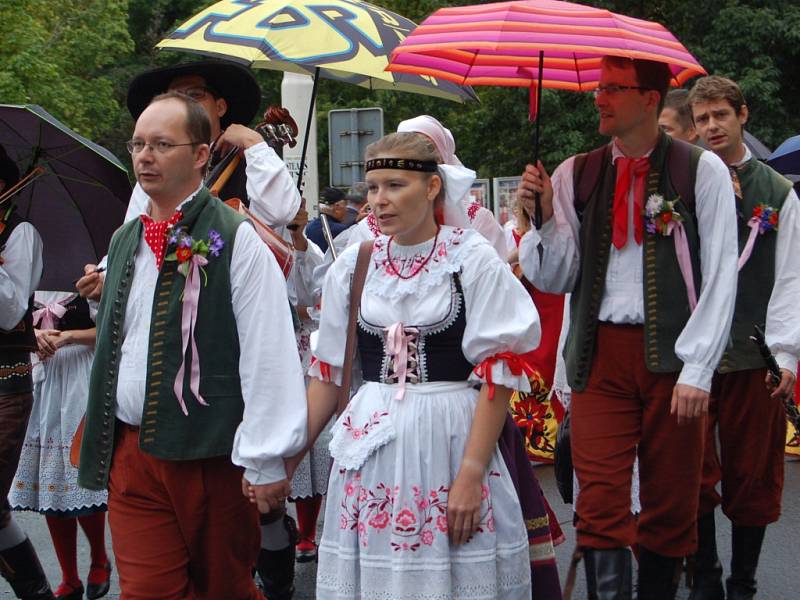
481,484,490,500
436,514,448,533
373,228,464,279
421,529,434,546
467,202,481,222
368,511,390,529
395,508,417,529
487,516,496,533
366,212,381,237
342,410,389,440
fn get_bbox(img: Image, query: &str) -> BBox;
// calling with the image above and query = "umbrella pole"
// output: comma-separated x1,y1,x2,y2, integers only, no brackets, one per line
533,50,544,229
296,67,320,193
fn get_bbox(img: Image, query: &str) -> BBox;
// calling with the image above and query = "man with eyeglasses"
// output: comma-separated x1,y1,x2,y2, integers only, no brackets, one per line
76,61,300,301
516,56,739,599
77,91,306,600
686,76,799,600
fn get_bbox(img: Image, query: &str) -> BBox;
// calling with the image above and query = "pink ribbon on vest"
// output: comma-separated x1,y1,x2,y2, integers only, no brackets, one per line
385,322,417,401
737,218,761,272
32,303,67,330
173,254,210,416
666,220,698,312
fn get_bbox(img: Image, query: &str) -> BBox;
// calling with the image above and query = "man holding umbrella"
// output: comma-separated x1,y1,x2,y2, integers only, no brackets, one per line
518,57,739,598
687,75,800,600
0,146,55,599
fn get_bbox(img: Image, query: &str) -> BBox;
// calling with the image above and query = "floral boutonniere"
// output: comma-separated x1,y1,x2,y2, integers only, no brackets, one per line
165,227,224,280
645,193,684,236
749,203,779,234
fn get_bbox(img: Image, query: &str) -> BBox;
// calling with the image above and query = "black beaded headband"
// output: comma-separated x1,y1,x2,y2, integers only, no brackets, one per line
365,158,438,173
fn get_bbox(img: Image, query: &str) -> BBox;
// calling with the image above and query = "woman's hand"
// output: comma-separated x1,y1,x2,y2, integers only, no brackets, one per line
35,329,61,359
447,461,485,546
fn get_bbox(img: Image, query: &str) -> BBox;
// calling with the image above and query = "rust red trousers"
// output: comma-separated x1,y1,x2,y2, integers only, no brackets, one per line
108,424,264,600
571,324,706,557
698,368,786,525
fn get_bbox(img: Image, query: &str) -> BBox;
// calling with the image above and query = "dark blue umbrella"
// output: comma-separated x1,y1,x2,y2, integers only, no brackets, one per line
0,104,130,290
767,134,800,176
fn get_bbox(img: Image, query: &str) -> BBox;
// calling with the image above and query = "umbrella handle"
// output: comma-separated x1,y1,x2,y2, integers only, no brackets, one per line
532,51,544,230
296,67,321,192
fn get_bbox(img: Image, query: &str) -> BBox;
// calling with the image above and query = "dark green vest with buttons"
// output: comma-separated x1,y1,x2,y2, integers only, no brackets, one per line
718,159,791,373
78,187,246,491
564,133,703,392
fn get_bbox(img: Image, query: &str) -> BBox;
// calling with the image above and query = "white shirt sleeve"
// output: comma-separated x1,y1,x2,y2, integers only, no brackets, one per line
0,223,43,330
766,188,800,374
471,206,508,259
292,238,325,307
462,241,542,391
518,157,582,293
243,142,302,228
229,222,307,485
674,151,739,391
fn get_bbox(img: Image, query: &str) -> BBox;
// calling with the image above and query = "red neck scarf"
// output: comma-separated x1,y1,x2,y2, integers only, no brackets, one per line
140,211,183,269
612,156,650,249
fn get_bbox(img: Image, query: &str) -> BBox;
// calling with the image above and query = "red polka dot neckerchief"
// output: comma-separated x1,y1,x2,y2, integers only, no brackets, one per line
140,211,183,270
385,226,441,280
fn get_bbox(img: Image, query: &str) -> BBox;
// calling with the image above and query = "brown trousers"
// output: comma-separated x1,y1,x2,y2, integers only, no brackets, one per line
108,424,264,600
0,392,33,529
698,368,786,525
571,324,706,557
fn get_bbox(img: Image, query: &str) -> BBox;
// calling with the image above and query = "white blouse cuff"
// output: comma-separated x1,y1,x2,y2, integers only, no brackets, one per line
244,460,287,486
309,356,343,386
774,351,797,376
677,363,714,393
468,353,533,395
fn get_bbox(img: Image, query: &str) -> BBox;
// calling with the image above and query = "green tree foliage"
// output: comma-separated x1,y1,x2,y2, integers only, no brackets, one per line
0,0,133,138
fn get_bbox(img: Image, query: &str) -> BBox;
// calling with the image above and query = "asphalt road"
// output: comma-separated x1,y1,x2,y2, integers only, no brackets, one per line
3,460,796,599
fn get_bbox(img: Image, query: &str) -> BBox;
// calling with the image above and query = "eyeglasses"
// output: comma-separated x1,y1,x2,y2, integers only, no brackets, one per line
593,84,654,97
169,86,217,102
126,140,200,155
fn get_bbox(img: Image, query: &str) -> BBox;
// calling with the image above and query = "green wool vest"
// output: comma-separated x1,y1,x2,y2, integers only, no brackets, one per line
718,159,792,373
78,187,246,491
564,133,704,392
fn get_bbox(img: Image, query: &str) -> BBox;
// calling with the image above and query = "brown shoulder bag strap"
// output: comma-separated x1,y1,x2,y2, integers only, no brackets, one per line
337,240,374,415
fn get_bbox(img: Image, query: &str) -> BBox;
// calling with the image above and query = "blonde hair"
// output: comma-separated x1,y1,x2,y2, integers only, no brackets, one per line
511,199,531,234
365,132,446,217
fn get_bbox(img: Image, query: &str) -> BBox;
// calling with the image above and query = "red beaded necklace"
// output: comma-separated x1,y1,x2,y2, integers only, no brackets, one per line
386,226,441,280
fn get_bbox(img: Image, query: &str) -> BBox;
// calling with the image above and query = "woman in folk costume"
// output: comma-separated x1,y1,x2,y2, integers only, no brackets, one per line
295,132,540,598
10,292,111,600
506,198,566,465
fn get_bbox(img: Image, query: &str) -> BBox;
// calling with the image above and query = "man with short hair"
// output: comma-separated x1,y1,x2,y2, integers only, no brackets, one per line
660,89,700,144
517,56,739,599
304,187,351,253
687,75,799,600
342,181,368,225
77,92,307,600
0,147,54,600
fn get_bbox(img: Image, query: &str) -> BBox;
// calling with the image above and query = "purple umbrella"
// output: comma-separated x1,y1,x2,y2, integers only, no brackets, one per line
0,104,130,290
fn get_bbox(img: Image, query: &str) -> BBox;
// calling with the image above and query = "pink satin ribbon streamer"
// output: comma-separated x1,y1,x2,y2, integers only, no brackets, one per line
737,218,761,272
33,303,67,330
668,221,698,312
173,254,209,416
385,322,416,401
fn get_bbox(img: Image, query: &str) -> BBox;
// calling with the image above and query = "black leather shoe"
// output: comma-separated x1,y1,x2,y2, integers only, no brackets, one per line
637,546,682,600
583,547,632,600
726,525,766,600
0,537,56,599
688,512,725,600
86,562,112,599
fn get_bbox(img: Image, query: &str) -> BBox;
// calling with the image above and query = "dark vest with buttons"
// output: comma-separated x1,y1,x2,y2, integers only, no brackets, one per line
564,133,704,392
78,187,246,491
357,274,473,384
0,211,36,395
718,159,792,373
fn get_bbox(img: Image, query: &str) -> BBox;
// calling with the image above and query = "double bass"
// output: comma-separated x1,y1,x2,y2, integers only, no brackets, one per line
205,106,300,279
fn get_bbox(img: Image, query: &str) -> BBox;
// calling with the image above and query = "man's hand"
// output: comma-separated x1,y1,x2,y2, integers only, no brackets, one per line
216,124,263,153
670,383,709,424
244,478,291,514
76,264,103,301
766,368,796,403
517,161,554,224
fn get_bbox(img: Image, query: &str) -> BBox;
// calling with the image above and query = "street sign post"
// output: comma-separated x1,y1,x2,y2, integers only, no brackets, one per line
328,108,383,188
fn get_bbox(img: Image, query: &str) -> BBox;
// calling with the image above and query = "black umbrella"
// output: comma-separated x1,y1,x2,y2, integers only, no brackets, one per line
0,104,130,290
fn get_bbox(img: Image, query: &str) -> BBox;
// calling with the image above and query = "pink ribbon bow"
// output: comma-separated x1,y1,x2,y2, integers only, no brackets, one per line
32,303,67,330
385,322,417,401
173,254,210,416
666,220,698,312
737,218,761,272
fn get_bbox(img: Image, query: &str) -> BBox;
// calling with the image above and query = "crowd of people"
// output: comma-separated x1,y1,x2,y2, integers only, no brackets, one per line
0,51,797,600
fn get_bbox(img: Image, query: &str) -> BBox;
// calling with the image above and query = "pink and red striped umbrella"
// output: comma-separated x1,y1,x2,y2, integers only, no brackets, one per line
387,0,706,92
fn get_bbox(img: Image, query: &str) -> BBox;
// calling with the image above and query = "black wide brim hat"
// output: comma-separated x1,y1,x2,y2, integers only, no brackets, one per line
127,60,261,129
0,145,20,189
